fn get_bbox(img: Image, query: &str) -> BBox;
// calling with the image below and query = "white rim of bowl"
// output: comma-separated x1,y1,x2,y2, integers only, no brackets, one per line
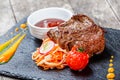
27,7,73,29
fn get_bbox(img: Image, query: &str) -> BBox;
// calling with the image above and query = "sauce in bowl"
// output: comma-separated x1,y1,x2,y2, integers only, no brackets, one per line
35,18,64,28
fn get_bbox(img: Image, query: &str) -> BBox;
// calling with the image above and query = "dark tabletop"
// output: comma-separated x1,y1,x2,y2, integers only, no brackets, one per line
0,0,120,80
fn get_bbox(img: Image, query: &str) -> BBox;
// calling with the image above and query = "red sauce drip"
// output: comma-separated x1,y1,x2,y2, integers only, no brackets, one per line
35,18,64,28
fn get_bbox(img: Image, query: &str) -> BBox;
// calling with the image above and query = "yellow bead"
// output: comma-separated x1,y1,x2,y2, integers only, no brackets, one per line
106,73,115,79
108,79,114,80
20,24,27,29
109,63,113,67
15,28,19,32
110,59,113,63
111,56,114,59
108,68,115,73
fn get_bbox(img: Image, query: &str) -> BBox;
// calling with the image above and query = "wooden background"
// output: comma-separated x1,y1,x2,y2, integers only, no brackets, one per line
0,0,120,80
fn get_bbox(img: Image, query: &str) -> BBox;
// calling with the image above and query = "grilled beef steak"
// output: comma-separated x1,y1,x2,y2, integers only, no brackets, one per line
47,14,105,57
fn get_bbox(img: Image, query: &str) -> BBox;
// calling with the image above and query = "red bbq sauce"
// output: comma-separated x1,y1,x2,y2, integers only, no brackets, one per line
35,18,64,28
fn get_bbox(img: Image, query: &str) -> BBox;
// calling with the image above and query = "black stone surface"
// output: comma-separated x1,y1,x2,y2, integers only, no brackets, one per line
0,17,120,80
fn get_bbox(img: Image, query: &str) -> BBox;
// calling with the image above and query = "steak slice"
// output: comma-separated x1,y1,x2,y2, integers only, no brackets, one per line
47,14,105,57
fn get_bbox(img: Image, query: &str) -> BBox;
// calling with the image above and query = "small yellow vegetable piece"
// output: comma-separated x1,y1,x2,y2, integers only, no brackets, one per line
109,63,113,67
0,34,26,64
20,24,27,29
0,33,21,52
108,79,114,80
106,73,115,79
15,28,19,32
109,59,113,63
108,68,115,73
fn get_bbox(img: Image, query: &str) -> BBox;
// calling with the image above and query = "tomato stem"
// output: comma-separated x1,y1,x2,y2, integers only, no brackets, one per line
78,48,84,52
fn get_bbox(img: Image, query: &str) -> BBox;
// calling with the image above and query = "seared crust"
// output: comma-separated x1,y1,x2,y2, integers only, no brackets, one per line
47,14,105,57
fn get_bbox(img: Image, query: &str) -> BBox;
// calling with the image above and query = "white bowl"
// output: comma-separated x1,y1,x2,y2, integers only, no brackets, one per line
27,7,73,39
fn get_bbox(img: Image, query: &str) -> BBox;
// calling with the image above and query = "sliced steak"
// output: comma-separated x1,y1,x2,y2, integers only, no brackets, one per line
47,14,105,57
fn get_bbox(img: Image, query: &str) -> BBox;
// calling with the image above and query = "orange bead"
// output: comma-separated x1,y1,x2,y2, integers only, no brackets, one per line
108,68,115,73
15,28,19,32
20,24,27,29
106,73,115,79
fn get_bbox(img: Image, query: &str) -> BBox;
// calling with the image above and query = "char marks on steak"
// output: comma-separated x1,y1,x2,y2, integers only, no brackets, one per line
47,14,105,57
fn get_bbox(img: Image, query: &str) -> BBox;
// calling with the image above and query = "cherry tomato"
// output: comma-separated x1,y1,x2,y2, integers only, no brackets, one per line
66,46,89,71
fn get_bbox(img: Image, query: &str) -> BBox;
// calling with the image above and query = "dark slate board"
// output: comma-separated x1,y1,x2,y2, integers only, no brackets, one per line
0,17,120,80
